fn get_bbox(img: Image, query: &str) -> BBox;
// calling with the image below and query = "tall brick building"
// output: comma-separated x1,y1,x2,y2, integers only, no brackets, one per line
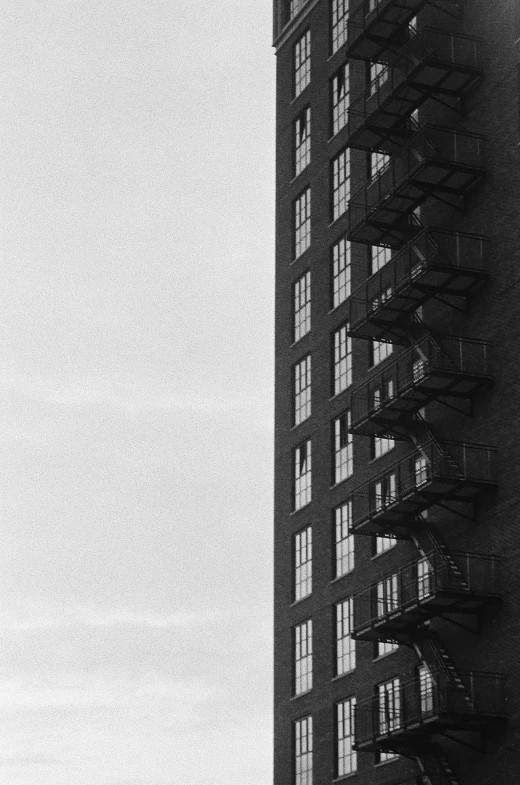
273,2,520,784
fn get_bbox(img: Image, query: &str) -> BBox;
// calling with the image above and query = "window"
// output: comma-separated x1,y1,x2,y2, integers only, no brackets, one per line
332,148,350,220
370,151,391,180
295,716,313,785
332,64,350,136
294,355,311,425
333,323,352,394
370,339,393,367
335,597,355,675
373,471,397,512
295,107,311,176
294,440,312,510
414,453,430,487
294,271,311,342
295,31,311,97
417,556,433,600
333,412,353,484
375,535,396,556
290,0,306,18
371,435,395,459
376,574,399,617
370,284,393,314
334,500,354,577
419,665,434,715
294,188,311,259
376,640,398,657
294,527,312,601
378,750,398,764
412,347,428,382
378,678,401,735
369,61,389,97
332,235,351,308
370,245,392,274
336,698,357,777
331,0,349,54
372,379,394,411
411,106,420,132
295,620,313,695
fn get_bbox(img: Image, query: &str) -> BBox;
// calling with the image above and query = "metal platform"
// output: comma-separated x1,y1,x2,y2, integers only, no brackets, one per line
350,439,496,537
346,28,482,153
347,125,485,248
352,550,501,643
346,228,489,344
354,669,506,753
346,0,462,62
350,335,492,439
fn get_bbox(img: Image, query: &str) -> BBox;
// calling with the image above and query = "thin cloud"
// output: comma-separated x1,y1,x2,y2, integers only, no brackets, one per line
0,372,271,415
0,675,223,709
0,607,234,633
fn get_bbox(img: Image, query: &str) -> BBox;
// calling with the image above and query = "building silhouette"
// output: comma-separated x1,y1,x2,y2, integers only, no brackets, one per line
273,2,520,784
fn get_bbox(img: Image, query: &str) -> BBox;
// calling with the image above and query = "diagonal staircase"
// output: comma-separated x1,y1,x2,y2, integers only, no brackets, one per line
411,525,470,592
412,628,475,710
416,743,461,785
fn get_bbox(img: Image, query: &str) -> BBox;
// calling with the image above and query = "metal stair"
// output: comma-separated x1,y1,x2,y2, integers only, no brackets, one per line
412,629,475,710
416,743,461,785
411,525,470,592
407,411,463,479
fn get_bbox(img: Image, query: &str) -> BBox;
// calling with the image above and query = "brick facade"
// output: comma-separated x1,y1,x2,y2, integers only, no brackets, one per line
274,1,520,783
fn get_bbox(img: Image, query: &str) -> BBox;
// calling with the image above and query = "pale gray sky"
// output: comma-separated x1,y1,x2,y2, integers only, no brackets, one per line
0,2,275,783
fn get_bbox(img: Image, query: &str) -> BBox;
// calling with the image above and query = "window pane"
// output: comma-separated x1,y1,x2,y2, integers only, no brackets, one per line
333,324,352,395
336,598,355,675
295,620,313,695
294,355,311,425
375,535,396,555
332,236,351,308
332,64,349,136
294,440,312,510
294,188,311,259
331,0,349,54
295,527,312,601
334,411,353,484
376,574,399,616
295,107,311,176
370,245,392,274
377,640,398,657
371,339,393,366
378,678,401,733
290,0,306,18
335,500,354,577
370,151,391,180
369,61,389,97
372,435,394,459
295,716,313,785
332,148,350,220
294,272,311,342
337,698,357,776
295,31,311,97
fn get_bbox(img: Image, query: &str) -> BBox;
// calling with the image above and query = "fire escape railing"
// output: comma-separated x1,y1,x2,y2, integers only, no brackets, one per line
346,0,463,61
349,439,496,536
346,27,482,152
354,669,506,753
352,550,501,641
347,124,486,248
342,1,503,781
350,335,492,438
346,227,488,342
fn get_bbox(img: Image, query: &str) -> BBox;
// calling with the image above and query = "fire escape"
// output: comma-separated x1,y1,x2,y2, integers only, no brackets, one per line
342,2,506,783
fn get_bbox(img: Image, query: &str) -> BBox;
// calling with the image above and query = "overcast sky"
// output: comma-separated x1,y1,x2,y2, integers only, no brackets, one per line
0,2,275,783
